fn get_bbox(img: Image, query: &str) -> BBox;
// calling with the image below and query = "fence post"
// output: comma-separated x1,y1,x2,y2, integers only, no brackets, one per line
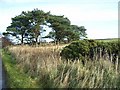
115,55,118,74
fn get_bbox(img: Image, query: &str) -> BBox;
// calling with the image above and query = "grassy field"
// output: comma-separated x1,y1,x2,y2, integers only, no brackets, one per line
95,38,119,42
2,40,120,88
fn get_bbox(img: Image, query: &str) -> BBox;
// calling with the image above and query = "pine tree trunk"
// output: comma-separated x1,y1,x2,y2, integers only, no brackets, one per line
95,48,98,60
35,37,38,46
21,34,24,44
100,48,102,60
110,52,112,62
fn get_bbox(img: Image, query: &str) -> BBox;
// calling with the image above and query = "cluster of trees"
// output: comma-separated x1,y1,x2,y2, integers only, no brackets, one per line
3,9,87,44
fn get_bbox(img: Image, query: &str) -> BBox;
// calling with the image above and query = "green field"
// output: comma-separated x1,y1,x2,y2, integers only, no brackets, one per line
95,38,119,42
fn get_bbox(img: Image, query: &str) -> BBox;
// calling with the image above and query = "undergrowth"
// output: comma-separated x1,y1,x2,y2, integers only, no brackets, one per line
2,49,40,88
2,45,119,88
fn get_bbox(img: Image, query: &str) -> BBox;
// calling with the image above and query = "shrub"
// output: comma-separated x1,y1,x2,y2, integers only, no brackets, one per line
96,41,119,62
60,39,119,62
60,39,97,61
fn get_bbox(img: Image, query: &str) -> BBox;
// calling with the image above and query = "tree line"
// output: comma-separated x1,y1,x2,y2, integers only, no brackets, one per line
3,9,87,44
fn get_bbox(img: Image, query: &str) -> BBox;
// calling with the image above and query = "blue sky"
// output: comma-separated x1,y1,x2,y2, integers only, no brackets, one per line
0,0,119,39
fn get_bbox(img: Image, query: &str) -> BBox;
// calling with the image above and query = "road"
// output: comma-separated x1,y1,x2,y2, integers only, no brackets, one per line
0,58,6,89
0,37,6,89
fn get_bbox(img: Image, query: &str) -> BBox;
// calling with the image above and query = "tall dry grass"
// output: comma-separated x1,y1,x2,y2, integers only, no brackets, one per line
7,45,120,88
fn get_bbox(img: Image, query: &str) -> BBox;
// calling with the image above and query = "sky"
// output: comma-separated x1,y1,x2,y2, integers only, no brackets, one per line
0,0,119,39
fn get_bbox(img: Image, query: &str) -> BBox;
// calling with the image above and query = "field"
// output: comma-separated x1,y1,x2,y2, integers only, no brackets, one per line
95,38,119,42
2,39,120,88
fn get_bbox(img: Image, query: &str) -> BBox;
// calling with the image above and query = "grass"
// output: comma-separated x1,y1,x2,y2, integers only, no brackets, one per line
2,44,120,88
2,49,40,88
95,38,119,42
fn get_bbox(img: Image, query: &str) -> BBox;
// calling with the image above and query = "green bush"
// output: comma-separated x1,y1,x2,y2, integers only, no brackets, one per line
60,39,97,61
60,39,119,62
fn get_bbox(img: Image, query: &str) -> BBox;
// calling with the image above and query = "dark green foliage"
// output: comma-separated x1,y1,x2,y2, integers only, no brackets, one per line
46,17,87,43
96,41,119,54
60,39,119,62
64,25,87,42
60,39,97,60
47,15,71,43
4,9,87,44
4,9,49,44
